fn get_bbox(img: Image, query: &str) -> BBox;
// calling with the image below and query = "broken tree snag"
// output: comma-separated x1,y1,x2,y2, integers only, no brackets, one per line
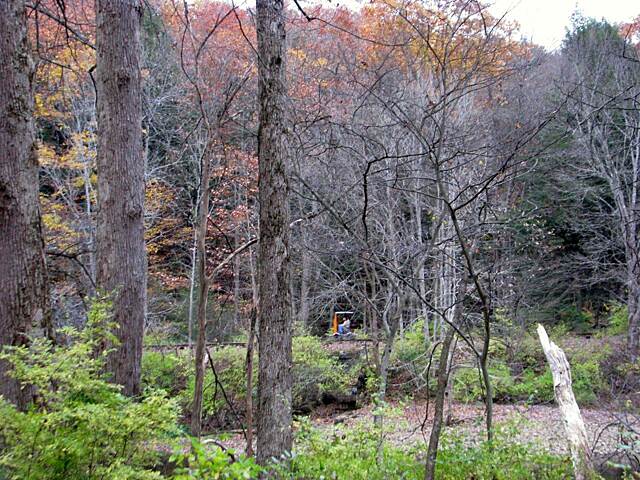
537,324,596,480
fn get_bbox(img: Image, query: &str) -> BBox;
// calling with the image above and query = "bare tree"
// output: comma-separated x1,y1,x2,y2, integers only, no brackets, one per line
559,20,640,357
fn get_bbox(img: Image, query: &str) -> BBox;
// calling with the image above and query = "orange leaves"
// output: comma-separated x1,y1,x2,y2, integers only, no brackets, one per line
358,0,525,83
160,0,255,109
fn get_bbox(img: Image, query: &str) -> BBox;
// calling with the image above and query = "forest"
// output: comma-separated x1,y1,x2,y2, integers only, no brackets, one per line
0,0,639,478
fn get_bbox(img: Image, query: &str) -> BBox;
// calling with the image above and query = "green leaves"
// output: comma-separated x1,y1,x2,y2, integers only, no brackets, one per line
170,438,262,480
0,300,180,480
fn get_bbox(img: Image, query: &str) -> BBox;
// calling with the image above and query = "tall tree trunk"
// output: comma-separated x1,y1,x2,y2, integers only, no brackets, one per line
256,0,292,464
190,147,212,438
0,0,49,409
299,245,311,326
95,0,145,396
188,225,198,351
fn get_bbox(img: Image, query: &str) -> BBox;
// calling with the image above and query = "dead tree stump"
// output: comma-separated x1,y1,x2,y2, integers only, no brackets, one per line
537,324,597,480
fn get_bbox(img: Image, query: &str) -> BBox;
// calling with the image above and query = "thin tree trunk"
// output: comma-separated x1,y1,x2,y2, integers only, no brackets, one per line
95,0,145,396
424,278,466,480
299,246,311,326
424,328,456,480
191,149,212,438
537,324,596,480
0,0,49,409
256,0,292,464
188,227,197,351
233,184,242,327
374,289,403,433
627,255,640,359
245,307,257,457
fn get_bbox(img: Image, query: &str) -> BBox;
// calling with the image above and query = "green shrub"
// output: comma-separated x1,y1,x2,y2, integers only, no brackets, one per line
284,418,423,480
571,358,604,404
558,306,594,333
606,303,628,335
393,320,428,365
0,299,180,480
455,358,603,405
510,369,555,403
142,350,192,397
390,320,437,394
177,346,250,422
488,338,508,360
511,333,546,371
281,419,571,479
436,425,572,479
170,438,262,479
293,336,354,406
173,336,355,422
453,362,515,403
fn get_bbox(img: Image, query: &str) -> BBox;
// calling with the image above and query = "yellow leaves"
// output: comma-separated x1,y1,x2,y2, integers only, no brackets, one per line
145,180,175,213
144,180,187,268
290,48,307,61
35,43,95,124
38,131,96,170
40,195,82,248
38,143,58,167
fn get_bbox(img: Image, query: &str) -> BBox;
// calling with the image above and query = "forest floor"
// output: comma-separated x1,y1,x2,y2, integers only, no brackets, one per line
216,400,637,461
313,401,630,457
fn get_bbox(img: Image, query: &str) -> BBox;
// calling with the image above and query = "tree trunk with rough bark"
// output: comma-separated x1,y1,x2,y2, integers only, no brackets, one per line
0,0,49,409
256,0,292,465
95,0,146,397
537,324,596,480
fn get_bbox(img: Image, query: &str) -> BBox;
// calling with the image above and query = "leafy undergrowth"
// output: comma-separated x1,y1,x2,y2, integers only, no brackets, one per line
389,319,632,407
0,300,574,480
141,335,361,430
181,419,572,480
273,419,572,480
0,300,181,480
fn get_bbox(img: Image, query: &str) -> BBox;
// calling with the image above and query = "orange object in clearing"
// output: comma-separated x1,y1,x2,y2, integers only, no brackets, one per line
331,311,354,334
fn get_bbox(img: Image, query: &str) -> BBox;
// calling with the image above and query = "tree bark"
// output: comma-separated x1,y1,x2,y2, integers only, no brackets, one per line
95,0,146,396
190,147,212,438
627,252,640,358
245,307,257,457
537,324,596,480
424,277,466,480
0,0,49,409
424,327,456,480
256,0,293,465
